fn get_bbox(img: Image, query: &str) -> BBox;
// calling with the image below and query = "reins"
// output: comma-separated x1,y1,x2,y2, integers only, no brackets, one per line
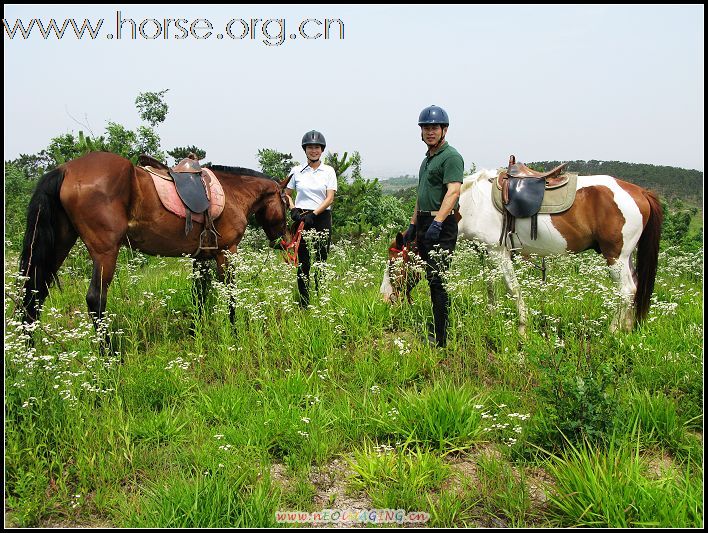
281,221,305,267
388,244,412,262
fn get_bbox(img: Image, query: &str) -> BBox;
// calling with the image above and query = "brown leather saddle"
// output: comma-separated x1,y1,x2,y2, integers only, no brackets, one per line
498,155,569,247
138,153,219,251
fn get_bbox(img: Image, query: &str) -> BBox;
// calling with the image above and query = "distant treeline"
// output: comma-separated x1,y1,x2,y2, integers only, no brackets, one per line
531,160,703,204
381,175,417,193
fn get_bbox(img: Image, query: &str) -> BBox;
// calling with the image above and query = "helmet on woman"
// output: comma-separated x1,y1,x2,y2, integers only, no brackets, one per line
301,130,326,149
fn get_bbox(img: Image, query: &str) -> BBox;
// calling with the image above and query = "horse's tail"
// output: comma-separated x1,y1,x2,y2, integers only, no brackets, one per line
19,166,67,322
634,189,663,323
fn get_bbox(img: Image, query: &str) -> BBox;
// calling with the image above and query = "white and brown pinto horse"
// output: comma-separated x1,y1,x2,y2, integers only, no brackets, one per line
381,169,663,334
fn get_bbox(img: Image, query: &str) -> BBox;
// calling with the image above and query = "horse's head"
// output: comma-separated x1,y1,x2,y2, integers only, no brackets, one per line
380,232,423,304
254,177,294,247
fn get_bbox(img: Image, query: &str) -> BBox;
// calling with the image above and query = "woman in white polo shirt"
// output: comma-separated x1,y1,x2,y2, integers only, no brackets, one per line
285,130,338,308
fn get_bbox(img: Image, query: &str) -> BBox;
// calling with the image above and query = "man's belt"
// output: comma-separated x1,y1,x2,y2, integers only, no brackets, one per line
417,209,455,216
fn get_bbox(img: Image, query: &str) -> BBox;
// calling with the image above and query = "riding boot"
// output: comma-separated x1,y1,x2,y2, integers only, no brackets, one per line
297,265,310,308
429,276,449,347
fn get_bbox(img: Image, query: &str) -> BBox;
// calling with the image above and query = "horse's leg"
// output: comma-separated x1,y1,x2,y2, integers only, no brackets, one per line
52,217,79,275
406,271,421,304
85,247,120,354
216,245,238,324
190,259,212,333
78,214,128,354
490,246,527,336
607,254,636,332
479,247,497,310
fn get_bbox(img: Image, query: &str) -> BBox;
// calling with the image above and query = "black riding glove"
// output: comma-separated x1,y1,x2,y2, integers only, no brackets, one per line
303,212,316,227
403,223,416,243
425,220,443,242
291,208,302,222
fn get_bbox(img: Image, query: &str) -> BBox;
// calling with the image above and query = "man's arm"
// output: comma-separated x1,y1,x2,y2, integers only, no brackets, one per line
434,182,461,223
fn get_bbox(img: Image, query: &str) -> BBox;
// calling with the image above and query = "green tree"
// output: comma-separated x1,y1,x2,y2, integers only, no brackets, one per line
325,151,352,185
168,146,207,165
135,89,169,127
136,126,163,159
257,148,299,179
5,162,39,246
4,152,53,177
46,131,109,164
350,151,362,180
104,123,137,159
41,91,168,166
324,150,408,237
661,199,693,246
392,185,418,214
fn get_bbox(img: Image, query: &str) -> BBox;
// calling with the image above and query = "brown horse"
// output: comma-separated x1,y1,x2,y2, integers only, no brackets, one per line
381,168,663,334
19,151,292,336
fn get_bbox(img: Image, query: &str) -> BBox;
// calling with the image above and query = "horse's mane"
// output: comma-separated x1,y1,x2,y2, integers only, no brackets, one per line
461,168,499,193
208,165,278,182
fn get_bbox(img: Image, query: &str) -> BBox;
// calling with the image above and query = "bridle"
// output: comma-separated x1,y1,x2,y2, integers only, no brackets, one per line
274,179,304,265
281,221,305,266
387,243,413,295
265,183,290,248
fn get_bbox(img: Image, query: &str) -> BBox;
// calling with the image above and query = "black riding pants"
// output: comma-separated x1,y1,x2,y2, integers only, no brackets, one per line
416,213,458,346
297,210,332,307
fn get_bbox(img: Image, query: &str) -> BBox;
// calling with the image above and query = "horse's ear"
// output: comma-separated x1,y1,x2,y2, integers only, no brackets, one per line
279,173,293,189
395,232,405,248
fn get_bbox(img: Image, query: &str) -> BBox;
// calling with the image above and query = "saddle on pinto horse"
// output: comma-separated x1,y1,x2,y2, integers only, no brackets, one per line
495,155,576,248
138,153,223,252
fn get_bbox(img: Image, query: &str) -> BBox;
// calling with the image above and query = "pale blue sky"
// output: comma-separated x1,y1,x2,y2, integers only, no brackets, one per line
4,5,704,176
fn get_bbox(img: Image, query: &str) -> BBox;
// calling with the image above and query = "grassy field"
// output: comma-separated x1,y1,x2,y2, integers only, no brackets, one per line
4,227,703,527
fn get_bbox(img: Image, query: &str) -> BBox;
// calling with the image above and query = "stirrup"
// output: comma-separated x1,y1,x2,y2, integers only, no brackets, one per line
198,228,219,250
505,231,522,251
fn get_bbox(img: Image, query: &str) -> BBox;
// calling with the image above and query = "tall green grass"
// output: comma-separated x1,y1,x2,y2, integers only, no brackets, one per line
4,228,703,527
544,430,703,527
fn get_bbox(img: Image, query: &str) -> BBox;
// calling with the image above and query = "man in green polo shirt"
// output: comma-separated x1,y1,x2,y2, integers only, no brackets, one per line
403,105,464,348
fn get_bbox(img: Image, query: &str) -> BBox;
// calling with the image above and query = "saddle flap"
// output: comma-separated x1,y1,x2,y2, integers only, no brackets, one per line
169,171,210,213
505,177,546,217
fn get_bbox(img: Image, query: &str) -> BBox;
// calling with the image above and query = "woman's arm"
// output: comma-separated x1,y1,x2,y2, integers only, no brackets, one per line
313,189,335,215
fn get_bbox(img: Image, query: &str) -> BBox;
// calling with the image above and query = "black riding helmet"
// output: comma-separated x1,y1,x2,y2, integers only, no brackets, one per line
418,105,449,126
301,130,326,150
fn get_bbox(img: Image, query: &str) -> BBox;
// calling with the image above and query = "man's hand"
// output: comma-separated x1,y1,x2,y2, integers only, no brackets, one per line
290,208,303,222
425,220,443,242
